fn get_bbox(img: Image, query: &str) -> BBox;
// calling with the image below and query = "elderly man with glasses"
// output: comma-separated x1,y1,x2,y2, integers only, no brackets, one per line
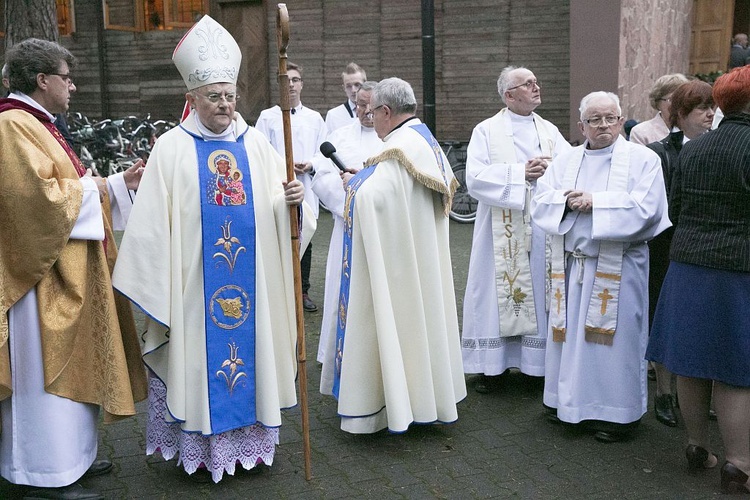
113,16,314,483
531,91,670,443
460,66,571,395
0,38,147,499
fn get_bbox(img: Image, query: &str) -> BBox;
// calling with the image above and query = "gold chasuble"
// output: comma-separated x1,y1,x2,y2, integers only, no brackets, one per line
0,104,146,421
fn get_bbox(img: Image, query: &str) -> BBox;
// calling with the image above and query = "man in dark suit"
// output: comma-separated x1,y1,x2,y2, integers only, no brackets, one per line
729,33,749,69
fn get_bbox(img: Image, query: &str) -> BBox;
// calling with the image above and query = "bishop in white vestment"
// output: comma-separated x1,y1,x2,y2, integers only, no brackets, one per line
113,16,314,481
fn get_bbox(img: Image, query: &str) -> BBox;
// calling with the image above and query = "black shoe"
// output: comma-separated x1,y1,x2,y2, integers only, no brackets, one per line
721,461,750,494
543,404,561,424
685,444,717,472
708,408,717,421
474,375,490,394
82,459,113,478
654,394,678,427
302,294,317,312
593,430,625,443
23,483,104,500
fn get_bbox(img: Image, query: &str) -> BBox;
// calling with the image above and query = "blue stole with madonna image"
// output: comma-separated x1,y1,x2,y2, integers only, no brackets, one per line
332,165,378,399
189,128,257,434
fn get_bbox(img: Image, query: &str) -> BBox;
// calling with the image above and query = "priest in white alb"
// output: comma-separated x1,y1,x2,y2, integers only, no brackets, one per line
461,66,571,394
113,16,315,482
531,91,670,443
310,80,383,390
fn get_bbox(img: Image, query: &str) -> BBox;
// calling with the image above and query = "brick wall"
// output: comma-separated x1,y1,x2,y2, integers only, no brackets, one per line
2,0,571,141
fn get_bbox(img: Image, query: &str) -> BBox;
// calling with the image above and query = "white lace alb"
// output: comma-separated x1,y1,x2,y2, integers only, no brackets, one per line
146,376,278,483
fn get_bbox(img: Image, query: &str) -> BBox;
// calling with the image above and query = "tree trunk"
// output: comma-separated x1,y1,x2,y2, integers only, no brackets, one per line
5,0,59,50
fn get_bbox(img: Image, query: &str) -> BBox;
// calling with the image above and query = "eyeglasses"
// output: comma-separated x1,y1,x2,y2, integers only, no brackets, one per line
658,97,671,103
507,80,540,91
48,73,74,85
371,105,385,113
355,102,369,109
197,92,239,103
582,115,621,127
290,77,302,84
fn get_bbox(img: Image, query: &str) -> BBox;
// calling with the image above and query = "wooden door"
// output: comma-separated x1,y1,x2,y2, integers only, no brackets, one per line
215,0,269,124
690,0,736,73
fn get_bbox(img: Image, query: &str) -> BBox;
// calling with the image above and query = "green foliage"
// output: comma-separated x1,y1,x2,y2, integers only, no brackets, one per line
693,71,724,84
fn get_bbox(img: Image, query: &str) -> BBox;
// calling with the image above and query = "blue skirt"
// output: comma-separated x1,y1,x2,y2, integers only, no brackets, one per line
646,261,750,387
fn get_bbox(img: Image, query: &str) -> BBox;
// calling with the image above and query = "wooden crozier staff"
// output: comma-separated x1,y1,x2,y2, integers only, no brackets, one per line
276,3,312,481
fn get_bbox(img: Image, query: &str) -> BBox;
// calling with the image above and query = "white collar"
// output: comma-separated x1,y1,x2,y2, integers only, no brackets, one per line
8,92,55,121
192,109,236,141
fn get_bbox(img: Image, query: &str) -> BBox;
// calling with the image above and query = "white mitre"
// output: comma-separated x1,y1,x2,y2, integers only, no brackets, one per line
172,15,241,90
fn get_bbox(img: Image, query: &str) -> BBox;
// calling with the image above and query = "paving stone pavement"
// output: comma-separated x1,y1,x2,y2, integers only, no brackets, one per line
1,213,728,499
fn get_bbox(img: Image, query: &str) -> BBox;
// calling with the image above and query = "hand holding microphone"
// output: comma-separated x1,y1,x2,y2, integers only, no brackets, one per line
319,141,347,172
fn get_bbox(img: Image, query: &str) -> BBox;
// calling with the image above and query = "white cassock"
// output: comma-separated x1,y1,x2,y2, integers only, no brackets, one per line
461,109,571,377
256,104,327,218
309,121,383,391
325,101,358,133
531,137,670,424
1,176,104,487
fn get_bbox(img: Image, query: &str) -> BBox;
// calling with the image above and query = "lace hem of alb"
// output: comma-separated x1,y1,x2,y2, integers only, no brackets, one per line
146,376,278,483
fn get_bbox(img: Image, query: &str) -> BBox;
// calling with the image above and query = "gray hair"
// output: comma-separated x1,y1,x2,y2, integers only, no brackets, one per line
5,38,76,95
358,80,378,93
1,64,8,80
371,77,417,115
497,66,529,104
648,73,689,110
579,91,622,119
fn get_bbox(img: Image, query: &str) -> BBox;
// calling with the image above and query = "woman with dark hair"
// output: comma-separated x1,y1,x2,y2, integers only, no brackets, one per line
646,80,715,428
646,66,750,494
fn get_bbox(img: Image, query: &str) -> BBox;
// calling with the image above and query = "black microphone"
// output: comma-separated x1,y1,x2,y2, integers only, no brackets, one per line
319,141,347,172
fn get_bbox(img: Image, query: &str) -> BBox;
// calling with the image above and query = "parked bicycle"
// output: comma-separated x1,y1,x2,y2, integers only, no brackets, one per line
441,141,477,223
67,112,176,177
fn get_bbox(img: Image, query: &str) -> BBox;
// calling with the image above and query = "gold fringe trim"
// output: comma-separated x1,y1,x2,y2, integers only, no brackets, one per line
552,327,566,343
365,148,458,217
585,326,615,346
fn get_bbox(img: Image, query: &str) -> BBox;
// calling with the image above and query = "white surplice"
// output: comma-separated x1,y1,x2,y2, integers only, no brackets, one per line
530,137,670,424
325,101,358,133
461,109,571,376
256,104,327,218
1,177,104,487
309,121,382,391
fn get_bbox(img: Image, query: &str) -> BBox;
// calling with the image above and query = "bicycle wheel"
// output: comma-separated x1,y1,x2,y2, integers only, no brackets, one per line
449,162,477,223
